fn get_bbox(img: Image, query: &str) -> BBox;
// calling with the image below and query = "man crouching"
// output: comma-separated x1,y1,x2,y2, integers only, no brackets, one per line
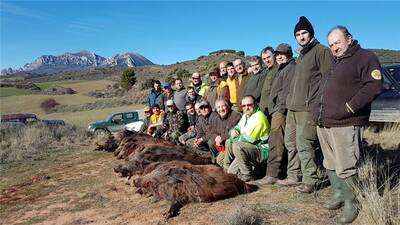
224,95,271,181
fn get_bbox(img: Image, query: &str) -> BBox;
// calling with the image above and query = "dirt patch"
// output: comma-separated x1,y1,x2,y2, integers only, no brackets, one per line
0,146,353,225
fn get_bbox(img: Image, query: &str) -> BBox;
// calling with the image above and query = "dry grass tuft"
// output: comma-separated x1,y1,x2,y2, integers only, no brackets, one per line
0,124,92,163
354,158,400,225
220,204,267,225
364,123,400,150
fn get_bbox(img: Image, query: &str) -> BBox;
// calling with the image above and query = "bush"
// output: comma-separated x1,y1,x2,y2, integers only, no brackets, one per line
40,98,60,113
120,68,136,90
0,124,92,163
140,78,155,91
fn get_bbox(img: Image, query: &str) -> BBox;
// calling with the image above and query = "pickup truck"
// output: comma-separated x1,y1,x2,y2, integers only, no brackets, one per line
87,111,140,136
369,63,400,123
0,113,65,128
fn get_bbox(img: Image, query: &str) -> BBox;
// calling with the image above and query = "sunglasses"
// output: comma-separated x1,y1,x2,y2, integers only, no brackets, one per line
241,103,254,108
192,77,200,80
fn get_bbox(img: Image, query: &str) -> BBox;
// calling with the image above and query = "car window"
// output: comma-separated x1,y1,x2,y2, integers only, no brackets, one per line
387,67,400,82
26,117,39,124
111,114,123,122
125,113,134,119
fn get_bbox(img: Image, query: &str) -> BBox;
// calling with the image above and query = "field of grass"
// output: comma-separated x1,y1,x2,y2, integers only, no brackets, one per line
0,87,34,97
0,79,118,117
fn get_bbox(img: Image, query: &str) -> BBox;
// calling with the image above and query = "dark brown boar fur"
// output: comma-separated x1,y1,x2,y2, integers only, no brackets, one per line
133,160,258,219
114,144,212,177
115,132,175,160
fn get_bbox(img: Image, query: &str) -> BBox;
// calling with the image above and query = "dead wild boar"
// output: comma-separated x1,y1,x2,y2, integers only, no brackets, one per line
133,160,258,219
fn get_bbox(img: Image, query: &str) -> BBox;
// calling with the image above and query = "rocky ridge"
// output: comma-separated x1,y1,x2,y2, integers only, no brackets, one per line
1,50,154,75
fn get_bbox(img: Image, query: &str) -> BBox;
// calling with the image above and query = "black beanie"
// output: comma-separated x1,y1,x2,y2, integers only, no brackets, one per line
294,16,314,37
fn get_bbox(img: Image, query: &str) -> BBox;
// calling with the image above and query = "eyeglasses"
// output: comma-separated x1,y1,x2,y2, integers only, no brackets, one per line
241,103,254,108
192,77,200,80
167,105,174,108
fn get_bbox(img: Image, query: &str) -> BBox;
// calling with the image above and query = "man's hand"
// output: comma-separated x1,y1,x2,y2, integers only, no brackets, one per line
194,137,203,146
215,136,223,146
230,129,239,138
187,126,194,132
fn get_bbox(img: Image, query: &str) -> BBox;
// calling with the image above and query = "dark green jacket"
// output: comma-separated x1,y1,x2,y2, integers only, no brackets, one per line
237,71,251,112
286,39,332,112
244,68,267,102
268,58,296,115
259,63,279,114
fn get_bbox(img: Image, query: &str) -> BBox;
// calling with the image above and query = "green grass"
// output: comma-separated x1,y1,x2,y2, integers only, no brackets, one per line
0,87,34,97
34,80,81,90
0,79,116,115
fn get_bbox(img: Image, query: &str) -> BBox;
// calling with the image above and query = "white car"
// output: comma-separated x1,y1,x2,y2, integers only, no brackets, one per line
124,120,144,132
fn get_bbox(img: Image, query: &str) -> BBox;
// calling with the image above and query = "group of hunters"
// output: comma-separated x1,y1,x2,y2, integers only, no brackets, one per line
139,16,383,224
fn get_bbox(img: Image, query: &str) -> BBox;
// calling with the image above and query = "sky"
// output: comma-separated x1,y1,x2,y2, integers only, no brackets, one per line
1,1,400,69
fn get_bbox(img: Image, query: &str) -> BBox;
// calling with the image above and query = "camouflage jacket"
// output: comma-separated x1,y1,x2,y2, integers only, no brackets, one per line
163,109,188,133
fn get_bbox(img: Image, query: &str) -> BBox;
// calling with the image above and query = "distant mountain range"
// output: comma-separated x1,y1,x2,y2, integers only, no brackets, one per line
1,51,155,75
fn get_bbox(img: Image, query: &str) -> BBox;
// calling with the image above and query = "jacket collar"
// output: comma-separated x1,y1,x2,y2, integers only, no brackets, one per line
300,38,319,55
278,58,295,70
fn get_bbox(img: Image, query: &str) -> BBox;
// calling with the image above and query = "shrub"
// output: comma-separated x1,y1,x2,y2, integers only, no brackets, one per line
120,68,136,90
140,78,155,90
40,98,60,113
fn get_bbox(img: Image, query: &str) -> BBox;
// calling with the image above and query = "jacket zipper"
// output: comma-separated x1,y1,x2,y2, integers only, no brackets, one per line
318,65,334,126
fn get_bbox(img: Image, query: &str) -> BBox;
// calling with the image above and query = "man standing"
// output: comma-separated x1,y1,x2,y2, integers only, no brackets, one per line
225,95,271,182
259,46,279,116
234,58,250,110
204,69,228,110
256,44,296,185
244,56,267,103
219,61,228,79
226,62,239,109
313,26,382,224
185,86,202,105
173,78,187,111
282,16,332,193
147,80,164,108
190,72,209,97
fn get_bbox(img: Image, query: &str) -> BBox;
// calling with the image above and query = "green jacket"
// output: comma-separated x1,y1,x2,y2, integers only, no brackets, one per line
268,58,296,115
286,39,332,112
231,108,271,161
244,69,267,103
259,63,279,115
189,82,209,97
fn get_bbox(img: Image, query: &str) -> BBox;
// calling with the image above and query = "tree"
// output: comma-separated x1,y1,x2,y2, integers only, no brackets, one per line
120,68,136,90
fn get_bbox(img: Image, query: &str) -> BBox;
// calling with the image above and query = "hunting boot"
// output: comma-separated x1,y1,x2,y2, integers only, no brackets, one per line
337,175,359,224
324,170,344,210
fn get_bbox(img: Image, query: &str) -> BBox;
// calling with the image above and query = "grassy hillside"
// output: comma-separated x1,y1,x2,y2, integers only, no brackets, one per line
0,79,143,127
